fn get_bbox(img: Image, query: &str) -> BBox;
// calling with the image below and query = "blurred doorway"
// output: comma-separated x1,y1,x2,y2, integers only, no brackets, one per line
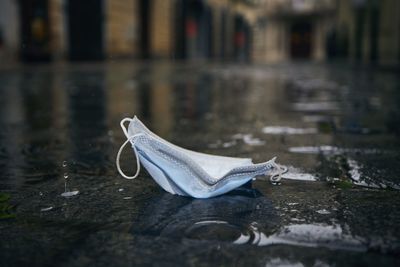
290,21,312,59
174,0,212,60
19,0,51,62
234,15,251,62
67,0,104,61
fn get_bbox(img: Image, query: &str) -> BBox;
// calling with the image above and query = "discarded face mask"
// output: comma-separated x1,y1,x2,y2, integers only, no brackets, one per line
116,116,286,198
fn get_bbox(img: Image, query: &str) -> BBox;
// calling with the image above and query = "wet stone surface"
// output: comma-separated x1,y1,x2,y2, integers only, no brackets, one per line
0,62,400,266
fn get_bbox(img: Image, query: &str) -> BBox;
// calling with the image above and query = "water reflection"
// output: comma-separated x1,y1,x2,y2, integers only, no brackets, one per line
67,69,110,176
130,183,367,252
0,73,24,190
131,184,280,245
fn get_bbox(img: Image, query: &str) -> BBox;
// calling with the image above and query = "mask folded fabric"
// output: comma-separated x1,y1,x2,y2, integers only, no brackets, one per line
116,116,286,198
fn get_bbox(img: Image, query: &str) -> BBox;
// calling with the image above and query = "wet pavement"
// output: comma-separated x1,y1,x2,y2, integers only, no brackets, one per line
0,62,399,266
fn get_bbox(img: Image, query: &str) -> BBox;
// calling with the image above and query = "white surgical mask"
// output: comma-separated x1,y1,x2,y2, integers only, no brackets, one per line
116,116,286,198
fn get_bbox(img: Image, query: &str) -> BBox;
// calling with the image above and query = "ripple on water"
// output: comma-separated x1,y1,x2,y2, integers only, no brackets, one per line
256,224,367,252
182,219,268,245
182,220,366,251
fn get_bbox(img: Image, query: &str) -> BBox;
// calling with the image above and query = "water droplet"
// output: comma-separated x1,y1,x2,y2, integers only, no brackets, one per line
63,173,69,179
39,192,43,196
61,191,79,198
118,188,124,192
123,196,132,200
62,161,68,167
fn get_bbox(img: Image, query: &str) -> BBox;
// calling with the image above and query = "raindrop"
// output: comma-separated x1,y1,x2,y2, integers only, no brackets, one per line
63,173,68,179
62,161,68,167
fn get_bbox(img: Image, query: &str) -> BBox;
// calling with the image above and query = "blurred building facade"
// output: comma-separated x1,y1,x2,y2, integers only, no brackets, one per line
0,0,399,66
332,0,400,66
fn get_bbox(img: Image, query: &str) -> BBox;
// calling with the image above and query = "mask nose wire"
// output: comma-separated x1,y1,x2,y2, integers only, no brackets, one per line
116,118,144,179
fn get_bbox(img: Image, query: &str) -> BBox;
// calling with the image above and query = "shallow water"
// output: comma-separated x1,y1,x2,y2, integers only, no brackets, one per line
0,62,400,266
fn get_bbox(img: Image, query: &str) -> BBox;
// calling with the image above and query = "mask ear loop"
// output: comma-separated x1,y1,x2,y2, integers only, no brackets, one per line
116,135,143,179
269,161,288,183
120,118,133,138
116,118,144,179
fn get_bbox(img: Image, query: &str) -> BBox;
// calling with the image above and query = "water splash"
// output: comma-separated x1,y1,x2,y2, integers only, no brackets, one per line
61,161,79,198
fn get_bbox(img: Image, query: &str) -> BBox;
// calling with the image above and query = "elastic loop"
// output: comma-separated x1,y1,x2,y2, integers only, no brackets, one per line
116,134,143,179
120,118,133,138
269,159,288,183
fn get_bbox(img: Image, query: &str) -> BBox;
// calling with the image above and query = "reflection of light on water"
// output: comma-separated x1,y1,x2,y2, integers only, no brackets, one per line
232,133,265,146
346,158,390,189
289,146,384,155
316,209,331,215
61,191,79,198
279,166,316,181
292,102,339,112
208,140,237,148
302,115,332,123
40,206,54,212
209,134,266,148
282,173,316,181
265,258,306,267
262,126,317,135
186,219,366,252
257,224,366,252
